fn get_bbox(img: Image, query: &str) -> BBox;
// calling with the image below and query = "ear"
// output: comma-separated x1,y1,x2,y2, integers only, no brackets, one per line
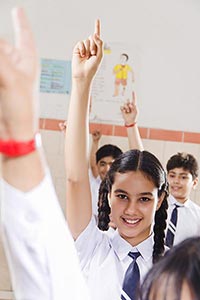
192,177,198,190
156,192,166,211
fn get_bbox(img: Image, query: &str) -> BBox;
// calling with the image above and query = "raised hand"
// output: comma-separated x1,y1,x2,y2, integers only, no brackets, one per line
120,91,138,126
0,7,39,141
92,130,101,143
72,19,103,81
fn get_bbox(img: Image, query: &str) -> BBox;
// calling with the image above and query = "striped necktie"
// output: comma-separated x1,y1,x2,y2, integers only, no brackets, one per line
121,252,140,300
166,204,180,247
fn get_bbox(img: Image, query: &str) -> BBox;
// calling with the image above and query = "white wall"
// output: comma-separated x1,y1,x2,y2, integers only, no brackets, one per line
1,0,200,132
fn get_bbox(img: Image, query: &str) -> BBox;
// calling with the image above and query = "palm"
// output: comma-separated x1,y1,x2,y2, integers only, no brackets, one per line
72,51,100,80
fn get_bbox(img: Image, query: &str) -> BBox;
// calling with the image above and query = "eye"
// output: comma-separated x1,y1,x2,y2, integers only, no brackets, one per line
139,197,151,203
181,176,188,180
116,193,128,200
168,174,175,178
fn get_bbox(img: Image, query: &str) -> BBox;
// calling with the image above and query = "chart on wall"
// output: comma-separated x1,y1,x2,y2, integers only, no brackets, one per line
40,58,71,94
90,42,142,125
39,44,141,122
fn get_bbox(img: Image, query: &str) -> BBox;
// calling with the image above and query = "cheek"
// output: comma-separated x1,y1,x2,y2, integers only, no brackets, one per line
110,198,125,213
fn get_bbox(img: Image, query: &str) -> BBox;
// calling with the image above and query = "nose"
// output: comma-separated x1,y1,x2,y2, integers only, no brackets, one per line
172,176,180,184
124,200,138,215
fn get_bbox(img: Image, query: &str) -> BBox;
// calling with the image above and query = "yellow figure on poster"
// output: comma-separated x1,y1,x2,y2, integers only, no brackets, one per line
113,53,134,96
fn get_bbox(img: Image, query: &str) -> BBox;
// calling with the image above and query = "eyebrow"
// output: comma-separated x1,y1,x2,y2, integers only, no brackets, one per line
168,171,189,175
113,189,154,197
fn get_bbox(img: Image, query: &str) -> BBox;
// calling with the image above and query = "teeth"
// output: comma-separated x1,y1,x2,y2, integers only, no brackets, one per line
125,219,139,224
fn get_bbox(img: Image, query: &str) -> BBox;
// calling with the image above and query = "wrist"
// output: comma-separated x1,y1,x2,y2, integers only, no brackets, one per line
0,133,42,157
124,122,137,128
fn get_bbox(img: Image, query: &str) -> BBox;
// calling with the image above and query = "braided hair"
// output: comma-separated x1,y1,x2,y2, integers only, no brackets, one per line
98,149,168,264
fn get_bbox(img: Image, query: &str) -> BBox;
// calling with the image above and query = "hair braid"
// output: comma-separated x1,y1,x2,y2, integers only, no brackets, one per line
97,178,111,231
152,193,168,263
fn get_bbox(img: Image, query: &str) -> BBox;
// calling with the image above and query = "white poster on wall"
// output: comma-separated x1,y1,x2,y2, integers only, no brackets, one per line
90,42,141,125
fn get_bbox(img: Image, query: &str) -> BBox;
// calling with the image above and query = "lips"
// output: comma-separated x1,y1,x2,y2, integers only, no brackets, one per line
122,217,141,225
171,186,181,191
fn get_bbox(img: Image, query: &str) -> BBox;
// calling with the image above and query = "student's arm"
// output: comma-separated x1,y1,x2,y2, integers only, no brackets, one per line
0,8,89,300
65,20,103,239
0,7,44,188
120,92,144,151
89,130,101,178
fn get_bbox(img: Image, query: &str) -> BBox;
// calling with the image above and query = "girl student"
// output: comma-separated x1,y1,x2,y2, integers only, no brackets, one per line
65,20,168,300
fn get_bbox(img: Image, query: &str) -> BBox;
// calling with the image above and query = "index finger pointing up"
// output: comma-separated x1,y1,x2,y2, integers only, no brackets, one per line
95,19,100,37
12,7,35,52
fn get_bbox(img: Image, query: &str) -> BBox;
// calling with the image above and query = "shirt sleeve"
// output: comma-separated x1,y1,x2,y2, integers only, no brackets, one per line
0,171,89,300
75,217,106,270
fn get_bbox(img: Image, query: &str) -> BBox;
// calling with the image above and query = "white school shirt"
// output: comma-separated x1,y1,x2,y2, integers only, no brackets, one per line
88,169,101,217
0,172,89,300
167,194,200,245
75,217,154,300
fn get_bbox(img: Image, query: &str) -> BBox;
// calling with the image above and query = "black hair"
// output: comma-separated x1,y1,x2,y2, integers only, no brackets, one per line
98,149,168,264
121,53,129,61
96,144,123,164
166,152,199,180
140,237,200,300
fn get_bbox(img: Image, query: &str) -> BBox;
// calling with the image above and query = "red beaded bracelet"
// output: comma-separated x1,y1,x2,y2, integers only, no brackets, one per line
0,133,42,157
124,122,137,128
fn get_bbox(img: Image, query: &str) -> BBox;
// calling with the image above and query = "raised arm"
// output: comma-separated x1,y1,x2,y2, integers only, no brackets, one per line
65,20,103,239
0,7,44,189
0,8,89,300
89,130,102,178
120,91,144,150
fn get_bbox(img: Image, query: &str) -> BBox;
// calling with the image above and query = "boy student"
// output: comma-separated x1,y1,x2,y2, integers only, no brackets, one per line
89,95,144,218
0,7,89,300
165,152,200,247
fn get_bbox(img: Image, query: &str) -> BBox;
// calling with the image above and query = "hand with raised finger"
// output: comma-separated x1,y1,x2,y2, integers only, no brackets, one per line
0,7,39,141
59,121,67,133
120,91,138,126
72,19,103,81
92,130,101,143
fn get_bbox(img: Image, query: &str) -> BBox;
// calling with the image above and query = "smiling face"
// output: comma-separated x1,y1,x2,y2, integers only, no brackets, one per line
108,170,164,246
167,167,198,204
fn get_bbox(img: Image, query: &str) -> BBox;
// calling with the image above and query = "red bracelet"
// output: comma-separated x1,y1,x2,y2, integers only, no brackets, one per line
125,122,137,128
0,133,42,157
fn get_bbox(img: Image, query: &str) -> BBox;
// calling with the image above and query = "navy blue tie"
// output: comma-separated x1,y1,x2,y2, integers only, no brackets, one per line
166,204,179,247
121,252,140,300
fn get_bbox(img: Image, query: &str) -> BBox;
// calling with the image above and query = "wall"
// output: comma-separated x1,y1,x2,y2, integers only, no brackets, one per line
0,0,200,131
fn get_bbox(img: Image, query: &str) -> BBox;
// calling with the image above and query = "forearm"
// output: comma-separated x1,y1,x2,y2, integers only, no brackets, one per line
127,125,144,151
65,79,91,180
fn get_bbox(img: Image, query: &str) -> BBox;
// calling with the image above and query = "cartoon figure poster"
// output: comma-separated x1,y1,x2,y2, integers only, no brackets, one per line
90,42,141,125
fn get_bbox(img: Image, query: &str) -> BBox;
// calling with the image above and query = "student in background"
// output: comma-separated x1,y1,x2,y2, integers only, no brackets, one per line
0,7,89,300
165,152,200,247
140,236,200,300
65,19,168,300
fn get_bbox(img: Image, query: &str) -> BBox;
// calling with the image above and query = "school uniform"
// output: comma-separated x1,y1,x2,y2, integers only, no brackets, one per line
167,194,200,245
1,172,89,300
75,217,154,300
88,168,101,217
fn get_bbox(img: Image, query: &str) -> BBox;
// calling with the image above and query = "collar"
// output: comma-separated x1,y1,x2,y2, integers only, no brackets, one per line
111,230,154,262
168,194,185,207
